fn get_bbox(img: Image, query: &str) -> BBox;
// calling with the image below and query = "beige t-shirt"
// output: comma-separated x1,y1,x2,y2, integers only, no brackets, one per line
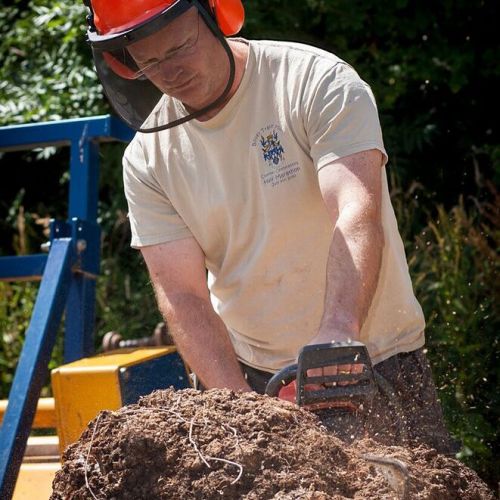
123,39,425,372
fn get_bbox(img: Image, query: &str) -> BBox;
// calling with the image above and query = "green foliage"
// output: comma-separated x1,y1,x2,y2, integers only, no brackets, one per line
417,196,499,484
94,144,162,339
0,281,38,396
0,280,64,398
393,176,500,486
0,0,106,124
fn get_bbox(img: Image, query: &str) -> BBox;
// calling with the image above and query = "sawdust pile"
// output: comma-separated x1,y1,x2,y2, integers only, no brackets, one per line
50,388,493,499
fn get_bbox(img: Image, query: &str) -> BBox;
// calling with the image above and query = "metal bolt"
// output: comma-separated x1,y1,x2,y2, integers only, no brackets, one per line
76,239,87,253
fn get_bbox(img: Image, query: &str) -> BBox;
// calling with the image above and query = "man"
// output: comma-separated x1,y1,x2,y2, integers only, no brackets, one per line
85,0,457,453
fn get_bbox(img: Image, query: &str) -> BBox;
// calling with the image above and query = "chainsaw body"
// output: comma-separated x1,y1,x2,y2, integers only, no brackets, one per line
265,341,376,409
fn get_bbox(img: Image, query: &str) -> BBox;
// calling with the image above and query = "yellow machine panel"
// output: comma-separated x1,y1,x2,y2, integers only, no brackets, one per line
51,346,189,452
13,462,60,500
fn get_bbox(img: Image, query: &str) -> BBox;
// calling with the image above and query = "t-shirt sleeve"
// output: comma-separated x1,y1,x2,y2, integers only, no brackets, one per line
305,63,388,171
123,139,192,248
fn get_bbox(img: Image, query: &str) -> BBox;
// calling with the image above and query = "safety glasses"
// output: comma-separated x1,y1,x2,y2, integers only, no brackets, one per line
128,12,201,80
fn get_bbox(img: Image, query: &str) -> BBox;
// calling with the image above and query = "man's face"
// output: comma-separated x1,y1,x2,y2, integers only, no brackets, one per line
127,7,229,110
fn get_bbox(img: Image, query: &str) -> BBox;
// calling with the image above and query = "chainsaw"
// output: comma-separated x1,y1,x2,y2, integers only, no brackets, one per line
265,342,411,498
265,341,377,410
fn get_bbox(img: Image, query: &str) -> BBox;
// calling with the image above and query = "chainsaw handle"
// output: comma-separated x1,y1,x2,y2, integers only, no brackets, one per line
264,342,376,410
296,342,376,407
265,363,298,397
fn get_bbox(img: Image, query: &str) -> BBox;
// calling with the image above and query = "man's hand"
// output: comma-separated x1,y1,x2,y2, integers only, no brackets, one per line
307,361,364,387
274,341,370,411
277,378,358,411
307,330,363,386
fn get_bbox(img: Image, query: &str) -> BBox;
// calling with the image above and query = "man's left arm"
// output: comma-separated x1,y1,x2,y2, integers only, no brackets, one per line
311,148,384,345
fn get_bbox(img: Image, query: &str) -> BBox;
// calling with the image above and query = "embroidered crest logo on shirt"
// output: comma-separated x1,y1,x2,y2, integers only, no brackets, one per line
260,130,285,167
251,124,301,188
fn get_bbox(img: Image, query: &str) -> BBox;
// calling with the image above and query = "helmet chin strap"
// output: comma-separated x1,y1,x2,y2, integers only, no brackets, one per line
137,11,236,133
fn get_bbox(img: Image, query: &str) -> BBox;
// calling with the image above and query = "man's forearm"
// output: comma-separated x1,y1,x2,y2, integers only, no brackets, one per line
315,205,384,342
154,289,251,391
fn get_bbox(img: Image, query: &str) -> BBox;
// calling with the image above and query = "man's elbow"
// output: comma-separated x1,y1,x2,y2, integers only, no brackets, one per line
338,200,383,235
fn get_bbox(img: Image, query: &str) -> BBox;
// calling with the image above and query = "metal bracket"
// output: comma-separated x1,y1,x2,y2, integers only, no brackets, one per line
49,218,100,277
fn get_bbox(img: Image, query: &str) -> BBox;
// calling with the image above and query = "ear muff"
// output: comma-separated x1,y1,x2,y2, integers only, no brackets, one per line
209,0,244,36
102,51,140,80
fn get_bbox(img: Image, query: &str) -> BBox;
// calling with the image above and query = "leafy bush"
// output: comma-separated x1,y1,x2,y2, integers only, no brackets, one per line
94,145,162,341
0,281,38,397
0,1,104,124
392,175,499,485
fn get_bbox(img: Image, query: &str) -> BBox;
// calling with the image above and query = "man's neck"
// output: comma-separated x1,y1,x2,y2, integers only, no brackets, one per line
190,39,249,122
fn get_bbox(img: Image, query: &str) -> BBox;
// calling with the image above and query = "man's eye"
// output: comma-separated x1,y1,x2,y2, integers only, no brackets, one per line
179,38,194,50
169,47,183,55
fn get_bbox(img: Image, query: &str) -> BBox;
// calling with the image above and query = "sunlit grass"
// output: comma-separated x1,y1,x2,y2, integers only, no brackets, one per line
393,177,499,484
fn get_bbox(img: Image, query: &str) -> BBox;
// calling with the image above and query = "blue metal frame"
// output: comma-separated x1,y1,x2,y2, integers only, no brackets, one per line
0,255,47,281
0,115,134,500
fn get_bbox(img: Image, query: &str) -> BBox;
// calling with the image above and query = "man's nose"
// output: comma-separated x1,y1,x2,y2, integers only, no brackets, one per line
156,58,185,79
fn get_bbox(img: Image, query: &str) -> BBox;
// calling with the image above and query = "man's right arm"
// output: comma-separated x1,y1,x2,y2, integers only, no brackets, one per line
141,237,251,392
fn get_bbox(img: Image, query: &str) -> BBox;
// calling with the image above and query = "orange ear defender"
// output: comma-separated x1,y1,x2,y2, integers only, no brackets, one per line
102,52,138,80
209,0,245,36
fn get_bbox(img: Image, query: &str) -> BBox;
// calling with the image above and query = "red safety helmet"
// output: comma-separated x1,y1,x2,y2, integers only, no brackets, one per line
91,0,244,37
84,0,245,132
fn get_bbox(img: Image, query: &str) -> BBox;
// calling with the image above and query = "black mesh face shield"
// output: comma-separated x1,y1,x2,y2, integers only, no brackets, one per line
86,0,235,133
